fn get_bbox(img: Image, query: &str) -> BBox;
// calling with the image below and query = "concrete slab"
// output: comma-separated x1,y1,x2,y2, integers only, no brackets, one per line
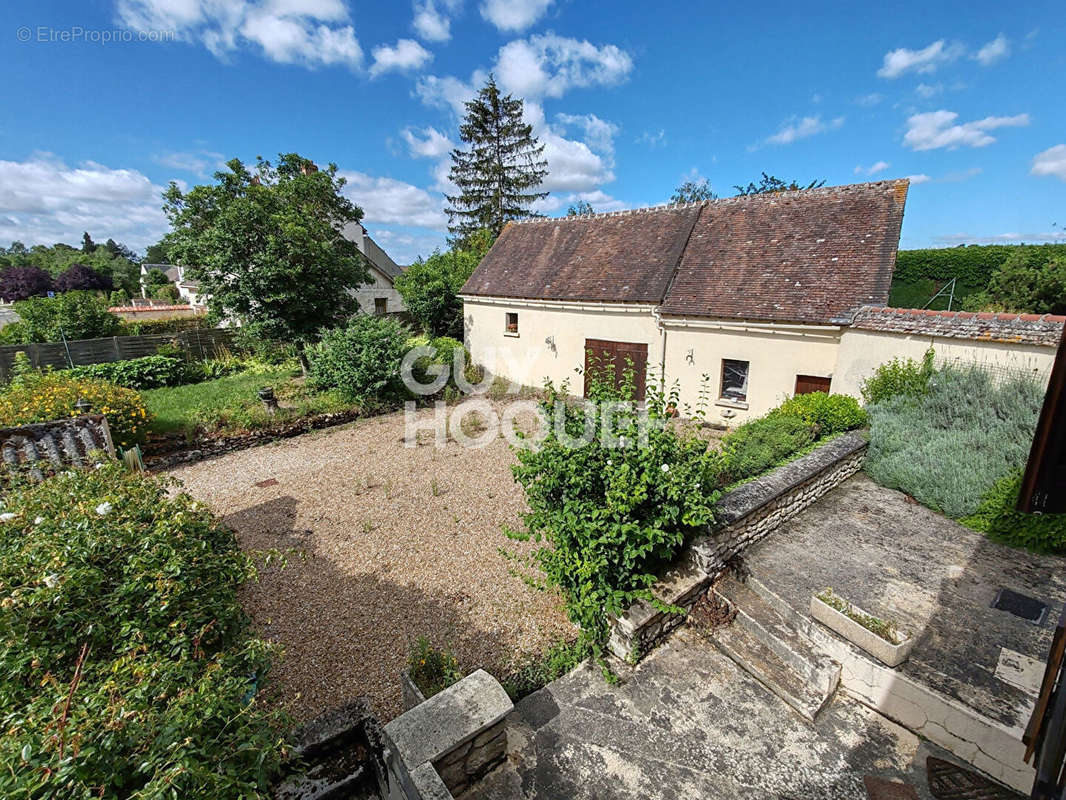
742,473,1066,734
467,630,964,800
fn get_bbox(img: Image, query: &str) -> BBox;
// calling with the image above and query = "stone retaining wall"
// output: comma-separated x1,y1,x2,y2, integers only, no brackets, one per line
607,431,868,661
381,670,513,800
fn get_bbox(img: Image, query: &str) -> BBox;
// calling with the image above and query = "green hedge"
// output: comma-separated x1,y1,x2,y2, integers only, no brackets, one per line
894,244,1066,287
0,465,288,797
66,353,191,390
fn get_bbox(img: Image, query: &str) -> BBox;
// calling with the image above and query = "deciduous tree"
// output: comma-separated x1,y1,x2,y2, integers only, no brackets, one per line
670,178,717,204
395,229,494,338
733,172,826,195
0,266,54,302
163,154,369,368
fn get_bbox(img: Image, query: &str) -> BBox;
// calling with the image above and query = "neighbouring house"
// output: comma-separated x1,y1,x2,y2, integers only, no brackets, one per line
142,224,406,319
139,263,206,306
461,179,1063,424
342,222,407,316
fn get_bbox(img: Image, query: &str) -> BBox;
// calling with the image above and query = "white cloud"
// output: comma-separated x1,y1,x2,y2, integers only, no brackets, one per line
761,115,845,147
915,82,942,98
906,174,931,184
855,93,883,107
1031,144,1066,181
0,153,167,250
154,149,226,178
902,110,1029,150
637,129,666,147
369,39,431,77
494,33,633,99
480,0,552,32
522,102,614,193
877,39,962,79
854,160,891,175
412,0,459,42
974,34,1010,66
116,0,363,68
402,126,455,159
415,72,485,117
339,171,447,230
554,113,618,156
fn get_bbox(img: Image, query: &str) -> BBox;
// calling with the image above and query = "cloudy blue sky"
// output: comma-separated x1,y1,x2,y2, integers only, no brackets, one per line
1,0,1063,264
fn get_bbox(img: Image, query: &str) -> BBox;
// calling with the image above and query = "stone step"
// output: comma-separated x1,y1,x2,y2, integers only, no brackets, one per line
709,576,840,722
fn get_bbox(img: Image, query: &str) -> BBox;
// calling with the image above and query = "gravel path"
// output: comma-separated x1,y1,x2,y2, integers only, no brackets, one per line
168,403,575,723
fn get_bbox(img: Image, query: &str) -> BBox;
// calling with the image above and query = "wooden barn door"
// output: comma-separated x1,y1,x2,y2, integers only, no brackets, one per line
794,374,832,395
584,339,648,400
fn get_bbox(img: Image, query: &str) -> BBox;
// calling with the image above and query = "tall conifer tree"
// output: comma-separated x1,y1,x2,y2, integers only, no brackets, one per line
446,76,548,243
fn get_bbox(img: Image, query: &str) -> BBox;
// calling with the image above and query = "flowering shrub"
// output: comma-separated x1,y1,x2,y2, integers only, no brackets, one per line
407,636,464,698
0,356,151,447
509,371,723,655
0,465,288,797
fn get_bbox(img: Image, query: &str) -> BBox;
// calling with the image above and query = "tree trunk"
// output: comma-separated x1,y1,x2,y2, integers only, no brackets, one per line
297,348,311,376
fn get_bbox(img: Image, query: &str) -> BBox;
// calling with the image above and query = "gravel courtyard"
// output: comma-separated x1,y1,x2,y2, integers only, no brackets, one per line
168,403,575,722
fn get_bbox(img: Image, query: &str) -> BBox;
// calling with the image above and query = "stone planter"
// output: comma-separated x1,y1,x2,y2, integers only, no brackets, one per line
810,594,914,667
401,670,427,711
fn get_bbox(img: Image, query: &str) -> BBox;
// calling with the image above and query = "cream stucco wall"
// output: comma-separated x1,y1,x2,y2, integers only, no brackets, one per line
834,328,1055,398
462,297,662,391
662,319,842,424
352,265,406,315
463,297,1059,426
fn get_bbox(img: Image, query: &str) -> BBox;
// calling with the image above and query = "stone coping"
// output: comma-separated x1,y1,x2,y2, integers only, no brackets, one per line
712,431,868,528
383,669,512,770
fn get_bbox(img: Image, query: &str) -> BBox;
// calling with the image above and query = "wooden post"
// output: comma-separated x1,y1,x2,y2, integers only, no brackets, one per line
1019,328,1066,514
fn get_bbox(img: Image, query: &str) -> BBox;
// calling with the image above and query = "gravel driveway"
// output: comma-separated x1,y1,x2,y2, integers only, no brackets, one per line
169,403,574,723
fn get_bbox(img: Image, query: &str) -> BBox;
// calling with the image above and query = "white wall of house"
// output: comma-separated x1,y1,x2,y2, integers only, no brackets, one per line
463,298,1061,425
463,296,661,391
834,328,1056,396
352,265,405,315
662,319,843,424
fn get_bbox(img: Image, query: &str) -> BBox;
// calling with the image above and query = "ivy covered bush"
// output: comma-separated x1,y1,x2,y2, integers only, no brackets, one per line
961,471,1066,554
0,356,150,448
0,465,288,797
307,315,410,402
772,392,867,436
509,374,723,654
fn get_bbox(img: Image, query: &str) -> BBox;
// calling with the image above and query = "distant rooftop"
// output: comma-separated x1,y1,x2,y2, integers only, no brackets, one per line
852,305,1065,347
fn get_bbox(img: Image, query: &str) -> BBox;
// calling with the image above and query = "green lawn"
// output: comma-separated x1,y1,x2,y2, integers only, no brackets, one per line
143,366,355,437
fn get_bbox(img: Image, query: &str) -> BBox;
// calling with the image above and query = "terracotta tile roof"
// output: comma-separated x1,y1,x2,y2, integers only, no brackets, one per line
462,180,908,323
461,204,703,304
660,180,907,323
851,306,1066,347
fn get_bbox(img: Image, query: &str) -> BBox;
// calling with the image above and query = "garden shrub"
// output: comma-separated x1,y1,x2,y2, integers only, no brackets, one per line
0,465,288,797
509,374,723,655
961,471,1066,554
407,636,463,698
430,336,467,371
66,353,191,390
307,315,410,402
501,639,590,701
773,392,867,435
860,348,935,405
719,414,817,485
0,357,150,448
864,364,1043,519
6,291,122,343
